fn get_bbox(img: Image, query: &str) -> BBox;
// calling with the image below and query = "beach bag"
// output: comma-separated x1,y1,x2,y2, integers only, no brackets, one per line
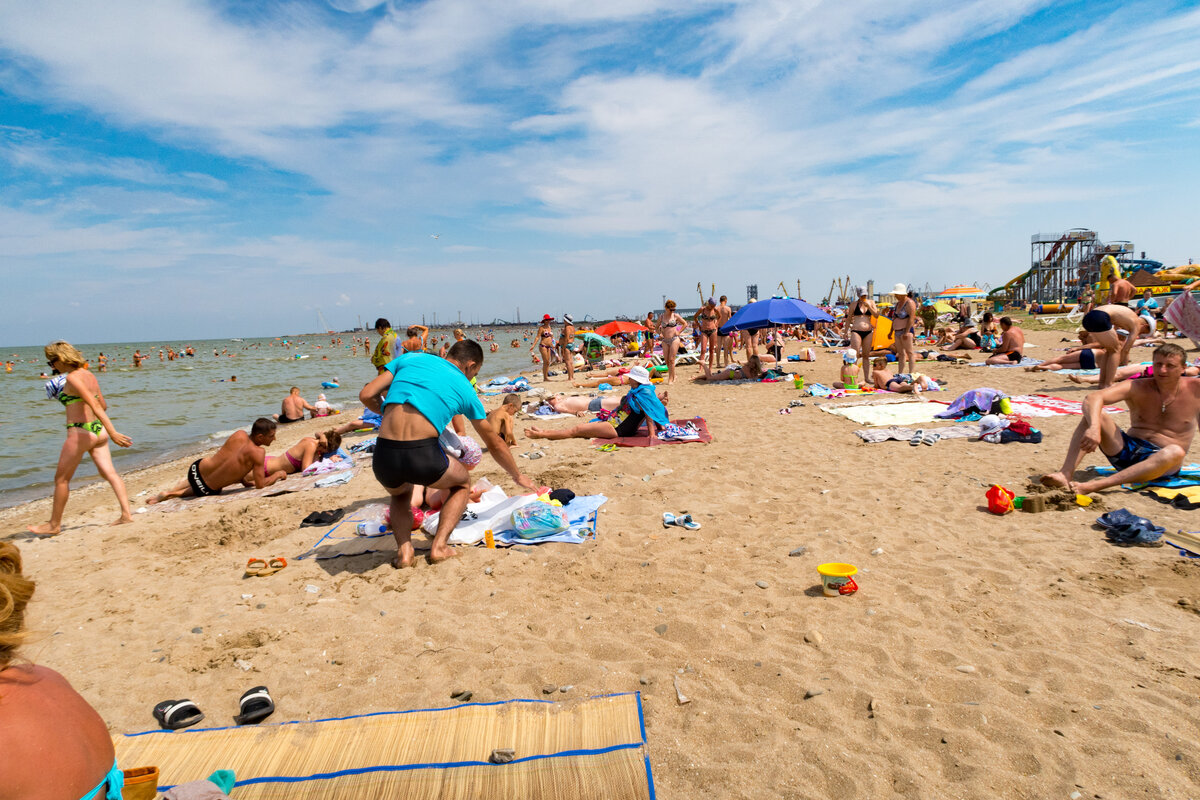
511,502,569,539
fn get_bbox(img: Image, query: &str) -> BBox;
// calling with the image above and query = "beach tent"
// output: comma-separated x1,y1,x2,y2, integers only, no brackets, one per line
718,297,833,335
595,321,647,337
936,285,986,299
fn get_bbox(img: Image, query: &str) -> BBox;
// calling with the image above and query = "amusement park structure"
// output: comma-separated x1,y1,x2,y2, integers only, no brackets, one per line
988,228,1167,305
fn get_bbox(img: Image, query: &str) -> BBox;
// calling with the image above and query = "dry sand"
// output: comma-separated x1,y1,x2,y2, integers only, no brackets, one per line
3,325,1198,799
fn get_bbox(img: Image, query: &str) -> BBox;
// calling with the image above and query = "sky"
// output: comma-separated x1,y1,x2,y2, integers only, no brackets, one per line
2,0,1199,344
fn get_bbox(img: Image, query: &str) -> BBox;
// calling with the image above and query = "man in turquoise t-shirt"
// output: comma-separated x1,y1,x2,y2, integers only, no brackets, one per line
360,340,534,567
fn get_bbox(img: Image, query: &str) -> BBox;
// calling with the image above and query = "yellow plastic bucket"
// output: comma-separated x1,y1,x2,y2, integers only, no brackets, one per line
817,562,858,596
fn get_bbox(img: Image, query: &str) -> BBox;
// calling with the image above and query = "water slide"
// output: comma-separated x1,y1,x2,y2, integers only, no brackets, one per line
988,268,1032,299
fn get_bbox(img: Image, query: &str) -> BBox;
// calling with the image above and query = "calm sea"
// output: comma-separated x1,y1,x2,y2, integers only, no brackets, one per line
1,329,539,508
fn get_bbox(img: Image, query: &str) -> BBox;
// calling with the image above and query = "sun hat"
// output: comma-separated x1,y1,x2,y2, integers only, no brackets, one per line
563,313,574,323
542,314,553,321
317,393,327,401
842,349,857,365
978,414,1005,436
855,285,867,297
706,296,716,305
891,283,908,296
627,365,652,384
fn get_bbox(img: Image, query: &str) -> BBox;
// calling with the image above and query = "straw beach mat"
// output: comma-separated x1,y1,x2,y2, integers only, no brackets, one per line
114,693,654,799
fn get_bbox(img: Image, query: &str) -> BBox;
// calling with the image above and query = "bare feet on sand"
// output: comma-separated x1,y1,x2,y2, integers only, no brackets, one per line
429,545,457,563
391,543,417,569
27,523,60,536
1068,374,1083,384
1040,472,1070,488
112,515,134,525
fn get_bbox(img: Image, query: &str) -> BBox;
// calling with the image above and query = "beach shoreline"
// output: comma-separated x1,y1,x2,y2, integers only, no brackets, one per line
5,325,1198,797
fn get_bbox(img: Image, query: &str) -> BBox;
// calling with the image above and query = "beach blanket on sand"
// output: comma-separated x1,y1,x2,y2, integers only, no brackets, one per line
144,464,363,514
1094,462,1200,490
822,401,941,427
299,494,606,558
1009,395,1125,416
854,424,980,443
592,417,713,447
966,357,1043,368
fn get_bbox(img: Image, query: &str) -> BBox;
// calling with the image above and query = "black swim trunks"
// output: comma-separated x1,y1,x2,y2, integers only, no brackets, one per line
277,415,303,424
1003,350,1021,361
1106,431,1180,477
1082,310,1113,333
187,459,220,497
372,437,450,488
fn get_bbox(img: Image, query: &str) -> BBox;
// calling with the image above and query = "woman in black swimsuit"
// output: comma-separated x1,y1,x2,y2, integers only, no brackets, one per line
847,286,879,384
889,283,918,376
694,298,720,372
535,315,555,381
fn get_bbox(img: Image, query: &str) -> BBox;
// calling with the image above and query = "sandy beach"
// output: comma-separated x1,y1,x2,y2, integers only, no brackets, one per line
4,323,1197,798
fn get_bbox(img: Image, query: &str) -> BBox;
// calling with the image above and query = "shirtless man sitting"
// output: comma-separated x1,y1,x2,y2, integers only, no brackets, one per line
1041,343,1200,493
985,317,1025,364
150,418,286,503
1081,304,1142,388
275,387,316,423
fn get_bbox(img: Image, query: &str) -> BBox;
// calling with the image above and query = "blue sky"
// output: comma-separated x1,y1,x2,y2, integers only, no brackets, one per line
2,0,1199,344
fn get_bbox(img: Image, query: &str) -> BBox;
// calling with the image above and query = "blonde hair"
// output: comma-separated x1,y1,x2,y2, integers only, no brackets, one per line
0,543,35,670
44,340,87,370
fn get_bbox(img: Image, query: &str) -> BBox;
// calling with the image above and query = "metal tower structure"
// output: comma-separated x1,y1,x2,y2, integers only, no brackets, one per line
1025,229,1098,304
746,284,758,303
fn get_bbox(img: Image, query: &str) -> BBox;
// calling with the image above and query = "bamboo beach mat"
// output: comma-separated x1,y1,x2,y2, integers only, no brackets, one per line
114,693,654,799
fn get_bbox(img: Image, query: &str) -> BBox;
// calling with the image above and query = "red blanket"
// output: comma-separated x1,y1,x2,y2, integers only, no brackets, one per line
592,417,713,447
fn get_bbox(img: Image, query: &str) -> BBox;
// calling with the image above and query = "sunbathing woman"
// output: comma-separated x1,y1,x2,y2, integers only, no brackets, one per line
573,359,656,388
527,367,668,440
546,392,656,416
1066,361,1200,385
30,341,134,535
0,542,126,800
693,355,765,382
250,429,342,482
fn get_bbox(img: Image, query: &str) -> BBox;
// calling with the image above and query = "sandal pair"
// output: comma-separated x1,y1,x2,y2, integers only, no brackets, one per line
908,429,940,446
245,557,287,577
153,686,275,730
663,512,701,530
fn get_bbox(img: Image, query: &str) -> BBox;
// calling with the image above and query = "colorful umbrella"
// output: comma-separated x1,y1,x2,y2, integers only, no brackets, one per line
595,320,648,336
718,298,833,334
936,285,987,299
574,331,614,347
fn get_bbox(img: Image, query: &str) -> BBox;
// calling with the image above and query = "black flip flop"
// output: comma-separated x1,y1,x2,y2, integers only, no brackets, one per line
233,685,275,726
300,509,345,527
153,699,205,730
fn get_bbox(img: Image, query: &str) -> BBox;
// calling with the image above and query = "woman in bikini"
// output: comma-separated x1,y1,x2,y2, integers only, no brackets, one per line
693,355,765,382
559,314,577,382
694,298,720,372
262,430,343,478
889,283,918,377
401,325,429,354
535,315,556,381
657,300,687,384
847,286,879,385
29,341,134,535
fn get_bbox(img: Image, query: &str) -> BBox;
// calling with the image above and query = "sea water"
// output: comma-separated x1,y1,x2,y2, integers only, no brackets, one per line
0,329,540,508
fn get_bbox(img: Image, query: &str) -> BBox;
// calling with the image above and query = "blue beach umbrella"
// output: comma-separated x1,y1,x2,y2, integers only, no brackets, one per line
719,297,834,335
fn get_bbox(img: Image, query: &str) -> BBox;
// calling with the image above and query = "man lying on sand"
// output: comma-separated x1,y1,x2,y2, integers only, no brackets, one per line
360,340,534,567
1041,343,1200,493
870,357,941,393
150,418,286,503
275,387,317,423
546,393,629,416
527,367,668,440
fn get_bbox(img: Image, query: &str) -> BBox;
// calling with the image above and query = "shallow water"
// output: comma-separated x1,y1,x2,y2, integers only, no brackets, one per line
0,330,540,508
